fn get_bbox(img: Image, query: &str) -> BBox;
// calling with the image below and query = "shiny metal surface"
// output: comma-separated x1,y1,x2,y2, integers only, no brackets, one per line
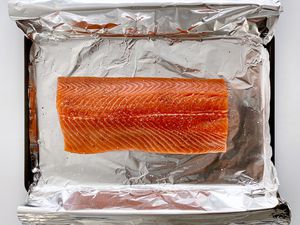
13,3,281,45
17,199,291,225
8,0,288,224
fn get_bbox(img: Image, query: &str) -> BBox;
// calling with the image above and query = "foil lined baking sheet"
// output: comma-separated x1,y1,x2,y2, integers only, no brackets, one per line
9,0,290,224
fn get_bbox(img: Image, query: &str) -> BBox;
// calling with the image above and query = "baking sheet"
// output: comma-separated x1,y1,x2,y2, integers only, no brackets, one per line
22,35,278,212
8,0,288,224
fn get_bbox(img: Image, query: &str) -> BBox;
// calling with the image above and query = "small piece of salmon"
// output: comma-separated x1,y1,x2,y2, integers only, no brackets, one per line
56,77,228,154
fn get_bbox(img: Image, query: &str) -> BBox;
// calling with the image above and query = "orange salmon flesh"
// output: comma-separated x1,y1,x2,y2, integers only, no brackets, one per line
56,77,228,154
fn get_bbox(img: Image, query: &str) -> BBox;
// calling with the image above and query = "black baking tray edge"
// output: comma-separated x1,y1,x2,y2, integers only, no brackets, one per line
24,37,33,190
23,37,290,224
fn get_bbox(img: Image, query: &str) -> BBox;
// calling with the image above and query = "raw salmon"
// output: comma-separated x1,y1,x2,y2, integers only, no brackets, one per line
56,77,228,154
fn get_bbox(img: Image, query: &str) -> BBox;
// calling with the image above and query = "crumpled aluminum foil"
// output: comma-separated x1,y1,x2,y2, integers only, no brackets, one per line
9,0,290,224
17,199,291,225
12,2,282,44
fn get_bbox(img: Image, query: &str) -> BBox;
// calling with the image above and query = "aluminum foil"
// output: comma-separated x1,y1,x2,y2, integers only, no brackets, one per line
8,0,290,224
17,199,291,225
9,0,282,46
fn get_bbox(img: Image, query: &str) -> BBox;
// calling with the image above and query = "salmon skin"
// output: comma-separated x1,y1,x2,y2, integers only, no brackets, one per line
56,77,228,154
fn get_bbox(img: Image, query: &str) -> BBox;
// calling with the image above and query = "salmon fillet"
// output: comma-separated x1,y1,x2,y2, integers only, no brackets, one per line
56,77,228,154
